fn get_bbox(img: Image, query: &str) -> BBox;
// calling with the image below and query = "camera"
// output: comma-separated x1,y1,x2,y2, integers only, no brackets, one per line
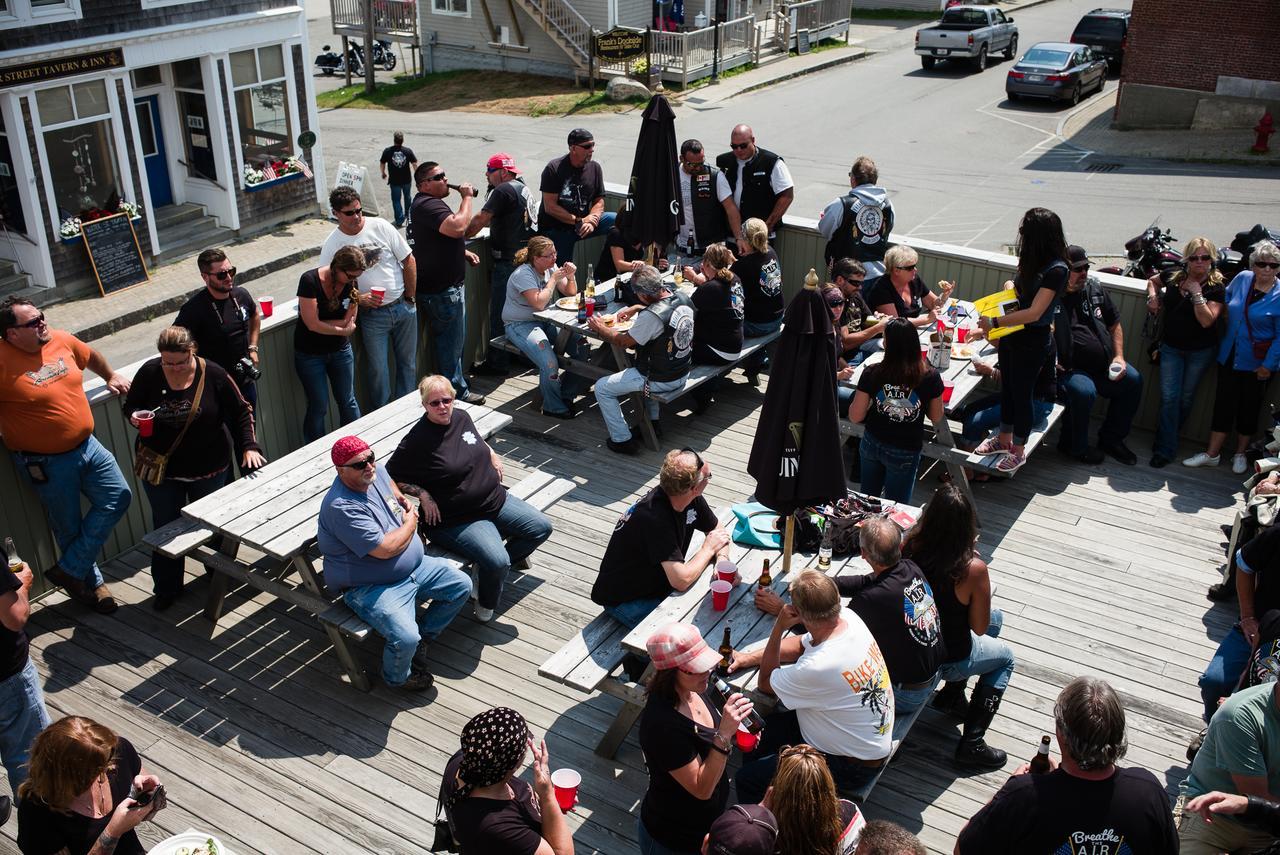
233,356,262,385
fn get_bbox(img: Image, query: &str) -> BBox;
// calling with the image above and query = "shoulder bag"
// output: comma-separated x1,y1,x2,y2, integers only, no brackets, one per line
133,359,207,487
1244,292,1275,362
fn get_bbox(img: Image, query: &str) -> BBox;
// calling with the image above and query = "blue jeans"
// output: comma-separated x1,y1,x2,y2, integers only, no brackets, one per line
605,596,666,629
859,432,923,504
342,557,472,685
12,435,131,588
1058,364,1143,455
735,708,882,805
295,345,361,443
937,609,1015,691
389,182,412,227
892,673,939,742
638,817,699,855
540,211,616,267
1154,344,1216,459
838,384,855,417
1199,624,1252,722
143,469,229,595
422,494,552,610
743,316,783,372
960,393,1053,443
359,299,419,408
421,285,470,396
0,658,51,796
485,259,517,368
596,367,686,443
505,320,575,414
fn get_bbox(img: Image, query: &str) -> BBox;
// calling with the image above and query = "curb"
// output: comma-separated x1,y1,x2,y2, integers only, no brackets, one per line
729,48,870,99
71,246,321,343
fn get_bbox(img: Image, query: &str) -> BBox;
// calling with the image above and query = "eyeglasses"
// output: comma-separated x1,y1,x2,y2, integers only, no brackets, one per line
1186,254,1213,262
426,173,447,182
338,207,363,217
896,264,917,272
848,277,865,286
208,267,237,280
340,454,376,470
1071,264,1090,272
12,312,45,329
161,356,194,368
427,396,454,407
574,142,595,151
826,297,846,307
730,141,751,150
1254,261,1280,270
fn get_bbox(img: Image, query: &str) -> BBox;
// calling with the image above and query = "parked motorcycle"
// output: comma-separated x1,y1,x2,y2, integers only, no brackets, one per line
314,40,397,76
1219,223,1280,280
1097,217,1183,280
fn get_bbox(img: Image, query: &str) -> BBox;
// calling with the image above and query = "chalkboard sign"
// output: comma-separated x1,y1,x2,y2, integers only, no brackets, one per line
82,213,149,296
797,29,812,54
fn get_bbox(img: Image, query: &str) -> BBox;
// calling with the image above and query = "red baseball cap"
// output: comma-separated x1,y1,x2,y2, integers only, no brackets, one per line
646,623,721,673
487,152,520,174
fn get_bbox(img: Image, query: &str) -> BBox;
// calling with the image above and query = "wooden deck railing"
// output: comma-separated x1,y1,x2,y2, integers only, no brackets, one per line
648,14,757,86
787,0,849,46
514,0,593,68
330,0,418,43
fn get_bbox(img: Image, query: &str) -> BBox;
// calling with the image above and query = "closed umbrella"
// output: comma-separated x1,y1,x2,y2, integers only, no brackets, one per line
622,94,681,261
747,269,846,571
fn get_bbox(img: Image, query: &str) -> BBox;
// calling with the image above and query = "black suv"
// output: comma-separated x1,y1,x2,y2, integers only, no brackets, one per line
1070,8,1130,70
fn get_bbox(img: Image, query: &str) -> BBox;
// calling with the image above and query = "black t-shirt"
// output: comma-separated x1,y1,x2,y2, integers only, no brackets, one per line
1160,273,1225,352
1241,526,1280,616
837,560,945,685
956,766,1178,855
591,487,717,607
692,275,745,364
1015,263,1069,328
866,274,928,319
441,750,544,855
482,179,534,260
18,737,146,855
855,364,945,452
409,194,466,293
595,228,641,284
538,155,604,222
294,268,355,355
838,293,875,359
0,562,27,681
173,286,257,374
1060,285,1120,376
380,144,417,185
731,249,784,324
921,561,973,664
638,695,729,851
385,409,506,528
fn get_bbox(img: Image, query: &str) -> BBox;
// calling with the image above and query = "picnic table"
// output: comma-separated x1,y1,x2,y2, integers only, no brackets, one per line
161,393,513,690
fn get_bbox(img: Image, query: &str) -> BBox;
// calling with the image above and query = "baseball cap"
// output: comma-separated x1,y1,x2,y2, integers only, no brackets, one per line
646,623,721,673
567,128,594,146
331,435,370,466
706,804,779,855
487,152,520,173
1067,244,1090,270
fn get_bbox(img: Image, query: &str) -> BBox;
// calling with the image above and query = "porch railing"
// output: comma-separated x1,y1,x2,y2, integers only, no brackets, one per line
647,14,757,86
330,0,418,44
516,0,593,67
786,0,850,48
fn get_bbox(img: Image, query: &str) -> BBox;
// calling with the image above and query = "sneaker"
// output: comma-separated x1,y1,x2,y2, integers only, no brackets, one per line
973,436,1010,457
607,437,639,455
1232,454,1249,475
994,449,1026,474
1098,440,1137,466
458,390,487,405
1182,452,1220,468
474,605,495,623
91,584,118,615
390,671,435,692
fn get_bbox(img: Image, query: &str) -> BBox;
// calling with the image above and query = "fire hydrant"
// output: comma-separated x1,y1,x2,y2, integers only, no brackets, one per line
1254,110,1275,154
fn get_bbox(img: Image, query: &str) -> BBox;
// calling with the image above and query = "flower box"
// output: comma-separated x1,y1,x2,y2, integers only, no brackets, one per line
243,171,307,193
60,215,142,244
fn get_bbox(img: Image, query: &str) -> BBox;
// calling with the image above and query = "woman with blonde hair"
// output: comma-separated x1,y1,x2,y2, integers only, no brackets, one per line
766,744,864,855
1145,236,1227,467
17,716,164,855
866,244,952,329
681,243,745,413
731,218,785,383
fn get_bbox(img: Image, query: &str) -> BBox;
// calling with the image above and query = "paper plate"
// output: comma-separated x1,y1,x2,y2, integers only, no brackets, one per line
554,296,579,310
147,831,227,855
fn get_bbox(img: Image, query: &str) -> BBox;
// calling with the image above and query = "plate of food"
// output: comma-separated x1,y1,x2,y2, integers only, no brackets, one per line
951,342,980,360
598,313,634,332
554,296,579,311
147,831,225,855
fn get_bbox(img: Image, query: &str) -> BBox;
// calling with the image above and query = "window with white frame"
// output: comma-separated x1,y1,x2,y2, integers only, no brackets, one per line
432,0,469,17
0,0,83,27
36,80,126,223
229,45,293,166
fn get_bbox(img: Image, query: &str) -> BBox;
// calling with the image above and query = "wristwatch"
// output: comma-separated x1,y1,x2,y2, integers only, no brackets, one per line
404,295,416,306
991,315,1000,328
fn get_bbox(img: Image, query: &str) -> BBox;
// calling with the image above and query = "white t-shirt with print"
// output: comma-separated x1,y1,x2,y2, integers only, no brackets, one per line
319,216,411,302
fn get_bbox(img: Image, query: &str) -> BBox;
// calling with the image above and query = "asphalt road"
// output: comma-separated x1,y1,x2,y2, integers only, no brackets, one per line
311,0,1275,259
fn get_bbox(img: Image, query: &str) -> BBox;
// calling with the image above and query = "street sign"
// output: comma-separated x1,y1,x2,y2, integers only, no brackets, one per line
595,28,646,61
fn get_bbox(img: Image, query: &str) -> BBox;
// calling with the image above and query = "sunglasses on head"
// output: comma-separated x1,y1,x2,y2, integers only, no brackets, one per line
340,453,376,470
208,267,237,280
681,447,711,482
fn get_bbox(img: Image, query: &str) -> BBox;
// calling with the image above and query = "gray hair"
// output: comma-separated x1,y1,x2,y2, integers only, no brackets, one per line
630,265,666,298
883,244,918,272
1054,676,1127,771
1253,240,1280,265
859,517,901,568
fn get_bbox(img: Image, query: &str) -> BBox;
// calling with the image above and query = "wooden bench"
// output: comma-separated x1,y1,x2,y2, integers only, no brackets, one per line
142,516,218,560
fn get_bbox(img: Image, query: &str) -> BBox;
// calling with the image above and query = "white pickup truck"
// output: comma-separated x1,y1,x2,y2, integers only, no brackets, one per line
914,5,1018,72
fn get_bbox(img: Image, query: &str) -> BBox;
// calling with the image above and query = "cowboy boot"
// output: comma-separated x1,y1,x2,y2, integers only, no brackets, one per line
932,680,970,718
955,684,1008,770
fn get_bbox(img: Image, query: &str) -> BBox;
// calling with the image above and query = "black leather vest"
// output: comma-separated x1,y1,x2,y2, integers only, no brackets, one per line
684,166,729,249
716,148,783,224
823,191,892,265
635,292,696,382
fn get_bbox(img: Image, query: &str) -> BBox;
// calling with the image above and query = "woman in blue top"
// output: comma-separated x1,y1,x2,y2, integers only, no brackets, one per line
1183,240,1280,474
501,235,582,419
976,208,1070,474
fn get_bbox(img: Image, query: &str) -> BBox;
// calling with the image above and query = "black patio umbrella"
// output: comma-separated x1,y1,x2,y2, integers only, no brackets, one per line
622,94,681,261
747,269,846,572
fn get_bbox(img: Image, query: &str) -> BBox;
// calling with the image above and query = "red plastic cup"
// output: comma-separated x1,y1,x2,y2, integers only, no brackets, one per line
921,347,929,363
710,579,732,611
259,295,274,318
956,326,969,343
551,769,580,812
942,382,955,403
937,319,946,334
715,560,737,584
370,286,386,305
736,723,759,752
133,410,155,437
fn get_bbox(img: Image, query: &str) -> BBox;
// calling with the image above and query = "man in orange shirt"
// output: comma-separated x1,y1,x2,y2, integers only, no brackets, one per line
0,298,132,614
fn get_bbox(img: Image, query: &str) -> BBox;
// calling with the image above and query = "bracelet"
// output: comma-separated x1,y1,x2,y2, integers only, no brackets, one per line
711,735,731,755
992,316,1000,328
248,345,259,352
1192,296,1207,306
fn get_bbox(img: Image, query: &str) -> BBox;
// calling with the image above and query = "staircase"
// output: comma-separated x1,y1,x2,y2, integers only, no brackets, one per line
0,258,36,301
151,203,233,267
508,0,592,73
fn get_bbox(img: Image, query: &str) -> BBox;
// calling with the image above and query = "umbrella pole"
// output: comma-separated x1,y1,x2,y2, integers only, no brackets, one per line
782,514,794,575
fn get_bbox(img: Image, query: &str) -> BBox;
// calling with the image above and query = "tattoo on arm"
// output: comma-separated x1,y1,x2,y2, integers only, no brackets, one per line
89,831,121,855
398,482,424,497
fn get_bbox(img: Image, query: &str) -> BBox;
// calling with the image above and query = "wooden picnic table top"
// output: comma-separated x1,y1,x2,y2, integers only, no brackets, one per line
532,273,698,344
842,320,996,417
180,394,512,561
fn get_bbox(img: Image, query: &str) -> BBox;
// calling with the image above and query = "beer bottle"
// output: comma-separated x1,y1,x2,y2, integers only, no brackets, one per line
758,558,772,588
1029,735,1052,774
717,627,733,675
4,537,20,570
711,675,765,733
576,281,587,323
585,275,596,319
818,524,833,572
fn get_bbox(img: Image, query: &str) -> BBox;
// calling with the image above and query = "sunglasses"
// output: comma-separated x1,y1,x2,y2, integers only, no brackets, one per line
427,396,454,407
1072,264,1090,272
681,447,711,484
896,264,917,272
12,312,46,329
338,207,363,217
427,173,447,182
574,142,595,150
208,267,237,280
340,454,376,470
1186,254,1213,262
827,297,846,307
730,141,751,150
1255,261,1280,270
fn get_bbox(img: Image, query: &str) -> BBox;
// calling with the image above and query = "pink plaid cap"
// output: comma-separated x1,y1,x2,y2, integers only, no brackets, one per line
646,623,721,673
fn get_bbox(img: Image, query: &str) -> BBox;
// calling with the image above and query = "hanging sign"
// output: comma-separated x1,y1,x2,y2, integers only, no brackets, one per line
595,28,647,61
0,49,125,88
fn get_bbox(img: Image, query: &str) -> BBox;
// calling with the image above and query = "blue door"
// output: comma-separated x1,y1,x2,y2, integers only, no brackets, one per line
134,95,172,208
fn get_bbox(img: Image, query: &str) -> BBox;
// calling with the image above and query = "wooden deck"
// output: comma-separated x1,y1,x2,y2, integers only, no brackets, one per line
1,367,1244,855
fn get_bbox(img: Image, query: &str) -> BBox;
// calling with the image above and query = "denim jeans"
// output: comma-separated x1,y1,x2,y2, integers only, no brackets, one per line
892,673,939,742
960,393,1054,443
389,182,412,227
638,818,700,855
485,259,517,368
596,367,686,442
294,345,361,443
506,320,575,414
540,211,615,268
1198,624,1252,722
359,299,419,408
743,316,783,373
1154,344,1216,459
735,708,881,805
12,435,131,588
838,384,855,418
0,658,51,796
1058,364,1143,454
937,609,1015,692
342,557,472,685
605,596,666,629
422,285,470,396
422,494,552,610
143,469,229,595
859,432,923,504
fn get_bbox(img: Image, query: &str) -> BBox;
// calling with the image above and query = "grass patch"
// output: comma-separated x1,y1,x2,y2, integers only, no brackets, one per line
315,70,648,116
850,7,935,20
790,37,851,57
681,61,757,91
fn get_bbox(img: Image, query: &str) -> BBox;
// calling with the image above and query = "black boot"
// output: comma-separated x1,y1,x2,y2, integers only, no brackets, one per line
955,684,1008,770
932,680,969,718
0,794,11,826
